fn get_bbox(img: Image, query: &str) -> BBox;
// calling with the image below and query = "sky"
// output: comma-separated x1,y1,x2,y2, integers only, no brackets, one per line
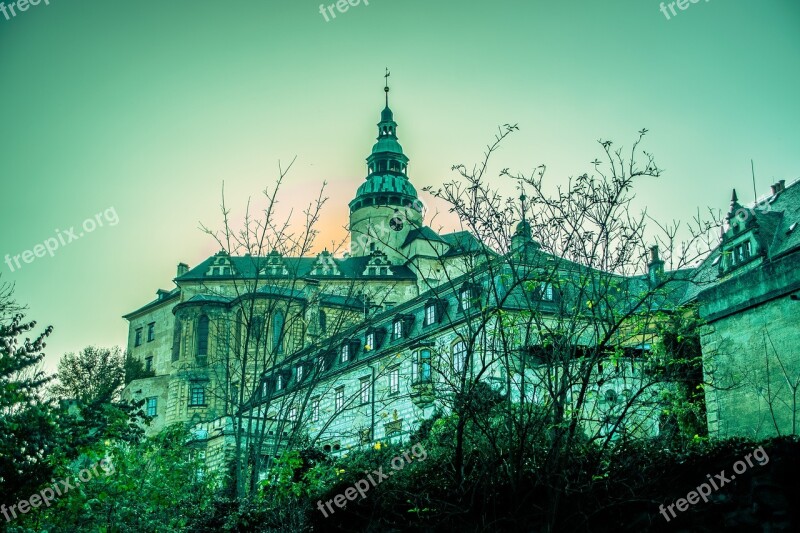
1,0,798,373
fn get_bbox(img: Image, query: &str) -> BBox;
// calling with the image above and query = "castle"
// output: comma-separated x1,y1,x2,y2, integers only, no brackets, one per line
121,82,799,480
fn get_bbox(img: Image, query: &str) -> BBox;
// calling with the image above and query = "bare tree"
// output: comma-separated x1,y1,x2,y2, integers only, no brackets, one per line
351,124,724,530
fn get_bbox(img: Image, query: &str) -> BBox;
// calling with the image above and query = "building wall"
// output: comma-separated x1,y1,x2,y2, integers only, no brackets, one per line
700,253,800,438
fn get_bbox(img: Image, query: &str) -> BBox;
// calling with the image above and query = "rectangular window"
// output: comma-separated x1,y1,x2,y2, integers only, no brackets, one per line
146,397,157,417
335,386,344,412
540,282,554,301
296,365,304,382
743,240,752,258
145,356,153,373
419,349,432,382
393,320,403,340
189,384,206,406
288,406,297,422
147,322,155,342
360,377,370,404
453,341,467,374
197,316,210,356
389,367,400,394
276,374,284,391
460,289,472,311
366,332,375,350
341,344,350,363
135,328,143,347
424,304,436,326
311,397,320,422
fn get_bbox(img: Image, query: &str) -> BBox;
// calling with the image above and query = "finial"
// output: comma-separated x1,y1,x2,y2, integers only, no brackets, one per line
519,192,527,224
384,68,390,108
731,188,738,204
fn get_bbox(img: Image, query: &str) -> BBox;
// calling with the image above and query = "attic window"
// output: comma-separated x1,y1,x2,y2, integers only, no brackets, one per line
392,318,404,340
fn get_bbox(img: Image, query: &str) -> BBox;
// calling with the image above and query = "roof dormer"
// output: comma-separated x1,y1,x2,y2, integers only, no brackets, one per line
260,250,289,277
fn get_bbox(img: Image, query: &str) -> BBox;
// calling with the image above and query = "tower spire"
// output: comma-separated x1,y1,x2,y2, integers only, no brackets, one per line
384,68,390,108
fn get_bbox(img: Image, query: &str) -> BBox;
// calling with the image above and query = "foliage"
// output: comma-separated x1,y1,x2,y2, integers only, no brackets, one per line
12,425,218,533
51,345,127,403
51,345,149,448
0,308,58,505
124,351,155,385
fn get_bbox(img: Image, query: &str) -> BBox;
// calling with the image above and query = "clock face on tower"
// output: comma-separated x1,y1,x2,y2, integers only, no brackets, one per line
389,213,404,231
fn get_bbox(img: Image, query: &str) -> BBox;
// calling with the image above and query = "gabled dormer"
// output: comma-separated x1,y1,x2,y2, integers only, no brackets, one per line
718,189,768,275
260,250,289,277
310,249,341,277
206,250,235,277
362,250,393,277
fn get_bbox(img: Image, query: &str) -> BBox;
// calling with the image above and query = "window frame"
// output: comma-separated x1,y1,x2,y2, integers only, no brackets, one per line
272,311,284,354
392,319,404,340
417,349,432,383
360,377,370,404
311,397,320,422
146,396,158,417
389,366,400,394
196,315,210,356
424,304,436,326
147,322,155,342
189,383,206,407
460,288,472,311
452,341,468,374
334,386,344,412
134,328,143,347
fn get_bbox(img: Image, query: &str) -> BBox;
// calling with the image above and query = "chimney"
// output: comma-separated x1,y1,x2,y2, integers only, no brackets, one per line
177,262,189,277
647,245,664,286
770,180,786,196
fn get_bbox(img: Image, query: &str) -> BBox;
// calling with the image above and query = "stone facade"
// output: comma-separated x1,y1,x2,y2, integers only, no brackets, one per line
697,180,800,438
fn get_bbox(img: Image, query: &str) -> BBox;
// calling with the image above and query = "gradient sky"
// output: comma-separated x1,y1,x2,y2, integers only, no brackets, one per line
1,0,798,373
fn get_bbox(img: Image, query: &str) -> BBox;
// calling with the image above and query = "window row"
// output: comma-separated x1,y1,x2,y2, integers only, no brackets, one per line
134,322,156,347
267,342,470,405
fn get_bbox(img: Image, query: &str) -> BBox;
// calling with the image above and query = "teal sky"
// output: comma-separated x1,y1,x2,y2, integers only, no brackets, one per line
1,0,798,372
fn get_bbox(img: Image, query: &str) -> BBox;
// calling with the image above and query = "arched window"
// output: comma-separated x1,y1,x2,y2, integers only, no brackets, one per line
273,310,284,354
196,315,209,356
319,310,327,335
453,341,468,374
171,318,182,362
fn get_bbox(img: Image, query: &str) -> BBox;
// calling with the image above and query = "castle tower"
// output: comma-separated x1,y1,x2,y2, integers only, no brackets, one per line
349,72,423,261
